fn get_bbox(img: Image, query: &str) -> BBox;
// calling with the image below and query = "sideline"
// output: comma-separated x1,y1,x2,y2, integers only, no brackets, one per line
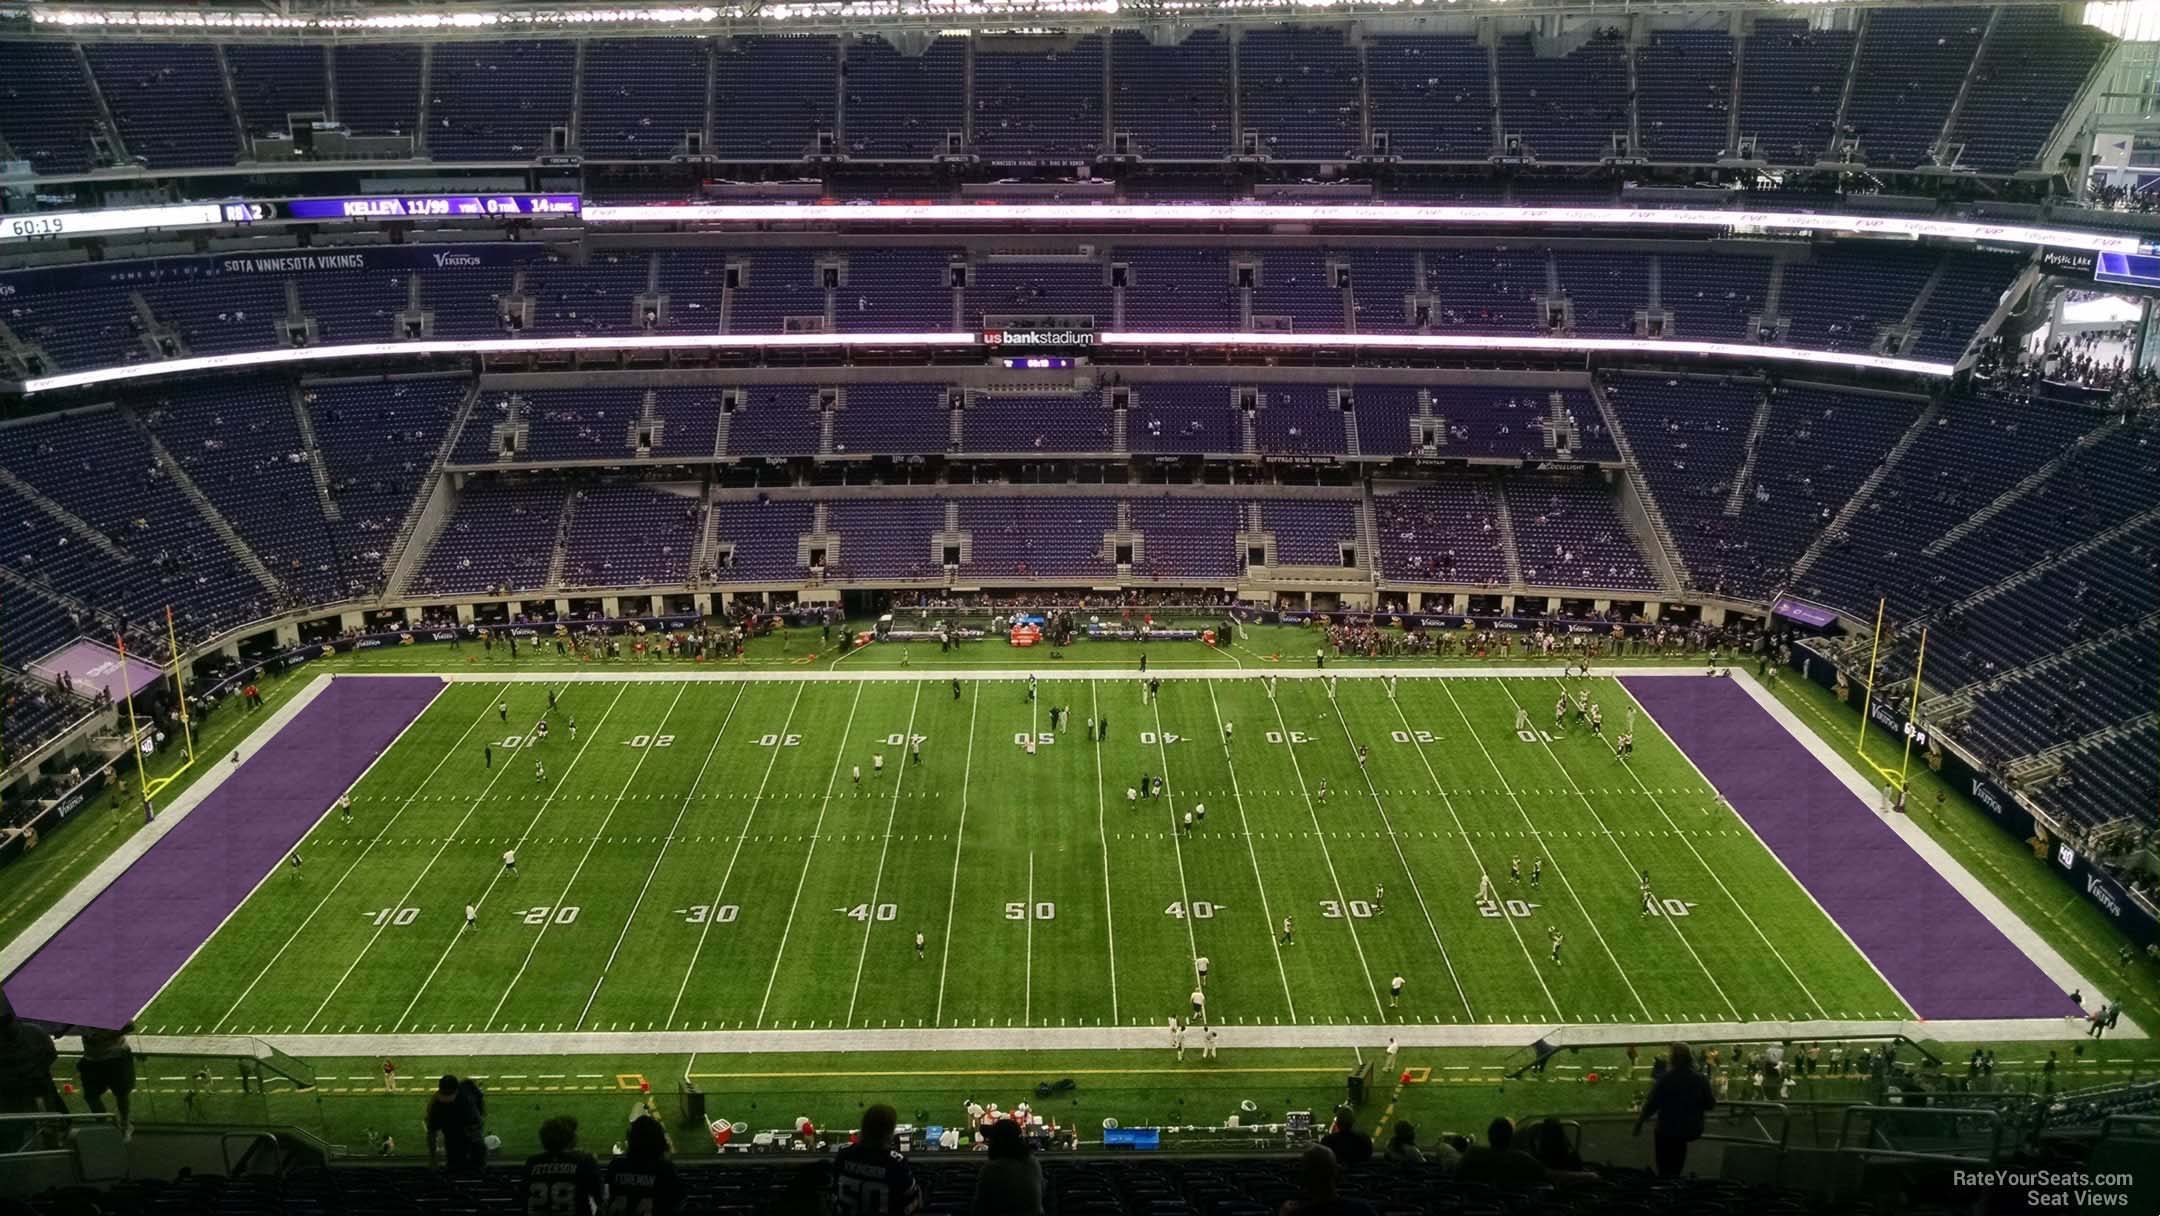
125,1012,2108,1060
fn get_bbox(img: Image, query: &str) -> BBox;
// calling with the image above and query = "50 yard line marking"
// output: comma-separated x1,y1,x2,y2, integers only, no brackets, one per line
1199,681,1298,1022
754,682,865,1027
932,683,981,1026
208,686,505,1033
844,682,924,1026
300,681,596,1033
482,684,691,1028
575,683,747,1029
390,684,637,1030
666,683,808,1029
1488,678,1738,1021
1432,679,1649,1020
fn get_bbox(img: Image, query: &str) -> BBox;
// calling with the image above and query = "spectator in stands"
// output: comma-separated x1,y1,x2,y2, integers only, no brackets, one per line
1525,1118,1599,1185
1635,1042,1718,1178
1319,1108,1373,1165
830,1103,922,1215
1383,1121,1441,1167
1456,1117,1547,1188
1280,1144,1378,1216
607,1115,683,1216
74,1023,137,1139
424,1073,490,1176
0,1006,62,1152
970,1117,1044,1215
524,1115,606,1216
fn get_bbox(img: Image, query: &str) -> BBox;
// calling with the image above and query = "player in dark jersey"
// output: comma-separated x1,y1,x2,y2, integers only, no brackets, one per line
829,1103,923,1215
523,1116,606,1216
605,1116,682,1216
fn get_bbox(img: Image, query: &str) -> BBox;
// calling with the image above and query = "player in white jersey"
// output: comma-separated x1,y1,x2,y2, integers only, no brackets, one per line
1169,1018,1185,1060
464,904,478,931
1389,974,1405,1008
1222,721,1233,741
338,795,353,826
1202,1027,1219,1059
1477,872,1497,907
874,753,885,776
567,716,576,741
1548,927,1564,964
1190,988,1205,1021
535,719,549,743
1554,694,1568,730
1372,883,1386,915
915,931,926,960
1195,955,1211,986
534,760,545,783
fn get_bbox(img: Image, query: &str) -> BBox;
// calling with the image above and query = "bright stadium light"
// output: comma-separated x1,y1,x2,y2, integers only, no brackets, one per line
578,202,2142,255
15,331,1955,397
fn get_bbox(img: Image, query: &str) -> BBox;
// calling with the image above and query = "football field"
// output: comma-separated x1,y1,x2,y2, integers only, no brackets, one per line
133,671,1910,1040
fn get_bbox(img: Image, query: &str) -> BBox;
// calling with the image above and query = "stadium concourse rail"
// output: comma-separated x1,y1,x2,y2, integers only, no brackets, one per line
0,667,2133,1058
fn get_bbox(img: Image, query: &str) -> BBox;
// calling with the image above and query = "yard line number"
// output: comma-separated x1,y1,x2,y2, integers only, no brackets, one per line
678,904,740,924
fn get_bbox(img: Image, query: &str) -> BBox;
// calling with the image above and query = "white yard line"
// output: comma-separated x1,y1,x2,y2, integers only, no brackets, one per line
1481,679,1740,1021
1586,678,1830,1019
932,683,981,1026
576,684,748,1029
298,681,589,1033
755,683,867,1027
1258,682,1388,1019
665,683,808,1029
1432,680,1650,1020
1143,685,1207,993
1379,691,1560,1021
386,683,636,1032
1318,687,1476,1020
1197,683,1300,1021
480,685,692,1027
1024,850,1036,1027
844,682,925,1027
1087,680,1118,1026
208,687,503,1032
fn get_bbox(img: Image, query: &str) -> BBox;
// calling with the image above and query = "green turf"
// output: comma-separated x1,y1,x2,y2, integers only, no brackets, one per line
138,672,1903,1037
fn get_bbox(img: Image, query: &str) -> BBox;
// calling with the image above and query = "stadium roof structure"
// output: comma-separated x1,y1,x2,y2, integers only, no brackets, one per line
0,0,2074,40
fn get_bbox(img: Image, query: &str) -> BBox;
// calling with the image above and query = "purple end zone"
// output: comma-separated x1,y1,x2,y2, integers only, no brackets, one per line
1,676,443,1028
1623,676,2075,1021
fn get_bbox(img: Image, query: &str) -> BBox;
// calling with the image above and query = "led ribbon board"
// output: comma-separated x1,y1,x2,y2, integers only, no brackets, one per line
580,202,2145,255
18,332,1956,395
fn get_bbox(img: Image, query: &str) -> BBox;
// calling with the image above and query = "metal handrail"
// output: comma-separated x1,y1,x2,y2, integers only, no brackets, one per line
1834,1104,2006,1165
